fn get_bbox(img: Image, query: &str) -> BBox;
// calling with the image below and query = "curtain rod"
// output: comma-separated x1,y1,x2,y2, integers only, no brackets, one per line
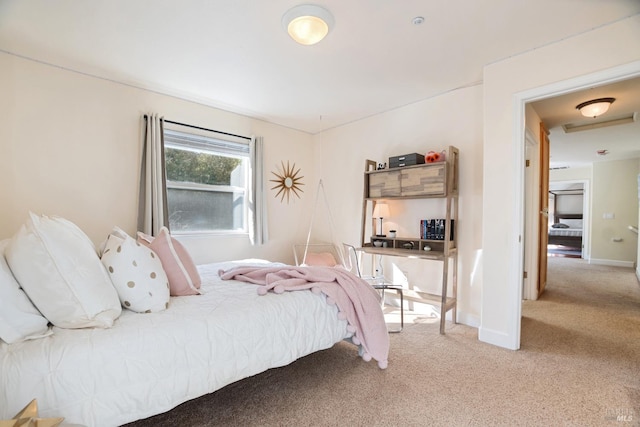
145,115,251,141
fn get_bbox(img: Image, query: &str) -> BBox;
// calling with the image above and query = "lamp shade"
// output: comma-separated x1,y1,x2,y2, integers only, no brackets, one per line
282,4,334,45
373,202,390,218
576,97,615,118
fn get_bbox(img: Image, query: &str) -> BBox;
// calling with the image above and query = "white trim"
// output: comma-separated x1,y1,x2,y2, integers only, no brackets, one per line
478,327,513,349
589,259,635,268
507,95,526,350
457,312,480,328
516,60,640,104
512,60,640,347
582,179,591,261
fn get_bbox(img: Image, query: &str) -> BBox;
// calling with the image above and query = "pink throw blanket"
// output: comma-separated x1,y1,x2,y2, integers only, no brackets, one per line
219,265,390,369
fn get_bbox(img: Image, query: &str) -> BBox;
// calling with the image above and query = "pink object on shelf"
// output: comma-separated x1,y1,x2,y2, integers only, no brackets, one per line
425,150,446,163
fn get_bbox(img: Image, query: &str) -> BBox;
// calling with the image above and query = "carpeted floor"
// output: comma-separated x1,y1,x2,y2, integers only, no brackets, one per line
124,257,640,426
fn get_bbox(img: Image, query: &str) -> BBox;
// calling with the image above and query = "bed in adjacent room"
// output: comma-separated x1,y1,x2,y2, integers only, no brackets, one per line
548,213,583,250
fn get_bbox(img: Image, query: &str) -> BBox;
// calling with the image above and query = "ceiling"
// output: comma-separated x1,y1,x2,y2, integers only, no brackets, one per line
530,76,640,169
1,1,639,161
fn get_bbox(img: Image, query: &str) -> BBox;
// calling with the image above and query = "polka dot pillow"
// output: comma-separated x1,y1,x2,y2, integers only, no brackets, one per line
100,227,170,313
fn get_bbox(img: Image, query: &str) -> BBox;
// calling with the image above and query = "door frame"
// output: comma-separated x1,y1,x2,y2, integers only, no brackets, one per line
548,178,591,260
514,60,640,344
537,123,550,298
523,129,539,301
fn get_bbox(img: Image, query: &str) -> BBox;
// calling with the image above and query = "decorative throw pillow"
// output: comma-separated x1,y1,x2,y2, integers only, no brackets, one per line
101,227,170,313
0,239,52,344
552,223,570,229
5,213,121,329
137,227,201,296
304,252,338,267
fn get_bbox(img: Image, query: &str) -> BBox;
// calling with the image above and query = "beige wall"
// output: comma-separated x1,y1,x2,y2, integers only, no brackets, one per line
315,84,484,326
482,15,640,349
590,158,639,265
0,52,317,265
551,162,640,267
0,49,485,327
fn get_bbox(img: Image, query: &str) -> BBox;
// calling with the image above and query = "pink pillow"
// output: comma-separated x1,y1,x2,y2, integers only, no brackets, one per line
137,227,201,296
304,252,338,267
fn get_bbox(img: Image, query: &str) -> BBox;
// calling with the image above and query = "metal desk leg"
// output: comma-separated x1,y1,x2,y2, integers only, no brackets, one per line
376,285,403,333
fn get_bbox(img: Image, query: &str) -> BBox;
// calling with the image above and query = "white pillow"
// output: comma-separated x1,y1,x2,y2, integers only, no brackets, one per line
0,239,52,344
101,227,170,313
562,219,583,229
5,213,122,329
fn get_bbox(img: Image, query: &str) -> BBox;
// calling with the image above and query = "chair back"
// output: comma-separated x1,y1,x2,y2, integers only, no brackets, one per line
341,243,363,277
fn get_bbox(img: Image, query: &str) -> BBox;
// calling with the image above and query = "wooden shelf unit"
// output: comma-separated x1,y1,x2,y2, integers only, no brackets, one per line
360,146,459,334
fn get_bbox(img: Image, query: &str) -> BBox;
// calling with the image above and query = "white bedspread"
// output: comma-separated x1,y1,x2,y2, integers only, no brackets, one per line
0,260,350,426
548,227,582,237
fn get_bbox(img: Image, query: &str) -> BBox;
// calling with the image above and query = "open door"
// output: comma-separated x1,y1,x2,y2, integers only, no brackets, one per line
537,123,550,297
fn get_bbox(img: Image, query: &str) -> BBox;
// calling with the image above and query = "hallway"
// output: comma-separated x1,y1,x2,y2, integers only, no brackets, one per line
521,257,640,423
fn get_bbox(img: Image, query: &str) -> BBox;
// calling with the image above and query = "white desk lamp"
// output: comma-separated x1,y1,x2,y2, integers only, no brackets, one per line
373,202,390,237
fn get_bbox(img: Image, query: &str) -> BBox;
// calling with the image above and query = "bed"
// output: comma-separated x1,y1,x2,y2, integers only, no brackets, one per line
548,213,583,249
1,259,392,426
0,215,388,427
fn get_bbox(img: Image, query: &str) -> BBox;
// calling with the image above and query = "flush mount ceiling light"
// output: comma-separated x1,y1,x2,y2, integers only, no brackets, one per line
576,97,615,118
282,4,334,45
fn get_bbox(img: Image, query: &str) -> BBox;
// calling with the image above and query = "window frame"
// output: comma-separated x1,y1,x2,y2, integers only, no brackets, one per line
163,127,252,236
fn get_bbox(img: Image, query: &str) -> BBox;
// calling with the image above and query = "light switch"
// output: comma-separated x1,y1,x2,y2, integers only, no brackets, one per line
603,213,615,219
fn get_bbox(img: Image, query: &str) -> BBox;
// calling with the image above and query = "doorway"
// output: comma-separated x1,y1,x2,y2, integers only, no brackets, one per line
515,61,640,343
547,180,589,260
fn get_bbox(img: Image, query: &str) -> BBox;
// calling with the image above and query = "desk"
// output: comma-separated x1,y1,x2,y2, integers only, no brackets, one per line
360,246,455,261
358,245,457,334
360,148,459,334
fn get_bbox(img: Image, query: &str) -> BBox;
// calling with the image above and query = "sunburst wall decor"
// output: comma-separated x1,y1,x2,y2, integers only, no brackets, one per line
270,161,304,203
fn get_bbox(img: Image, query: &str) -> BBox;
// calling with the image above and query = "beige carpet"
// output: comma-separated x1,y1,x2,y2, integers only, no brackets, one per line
125,257,640,426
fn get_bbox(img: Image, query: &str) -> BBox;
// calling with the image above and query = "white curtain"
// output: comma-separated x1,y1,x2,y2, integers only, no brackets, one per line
249,136,268,245
137,113,169,236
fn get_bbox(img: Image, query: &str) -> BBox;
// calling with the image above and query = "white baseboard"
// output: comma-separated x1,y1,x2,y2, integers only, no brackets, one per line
588,258,635,268
456,311,480,328
478,326,518,350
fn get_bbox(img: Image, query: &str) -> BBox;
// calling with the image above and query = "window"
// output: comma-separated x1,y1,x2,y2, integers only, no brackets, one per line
164,128,250,234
